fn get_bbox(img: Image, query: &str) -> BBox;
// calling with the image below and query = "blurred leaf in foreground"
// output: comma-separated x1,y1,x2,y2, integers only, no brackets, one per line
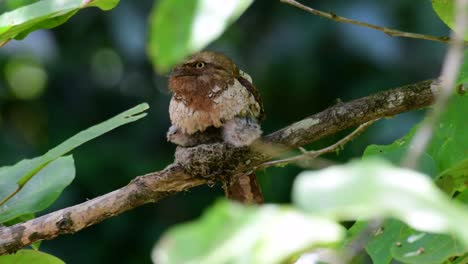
432,0,468,41
293,158,468,248
0,0,119,43
148,0,253,73
152,200,344,264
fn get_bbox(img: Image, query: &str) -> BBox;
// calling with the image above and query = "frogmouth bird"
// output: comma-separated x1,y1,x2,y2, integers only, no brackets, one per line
167,51,264,148
167,51,264,204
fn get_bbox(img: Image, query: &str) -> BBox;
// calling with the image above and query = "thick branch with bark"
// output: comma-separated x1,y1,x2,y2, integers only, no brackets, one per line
0,79,436,255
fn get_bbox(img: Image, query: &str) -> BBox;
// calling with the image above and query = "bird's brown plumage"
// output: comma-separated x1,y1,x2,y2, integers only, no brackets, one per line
168,51,264,135
167,51,265,204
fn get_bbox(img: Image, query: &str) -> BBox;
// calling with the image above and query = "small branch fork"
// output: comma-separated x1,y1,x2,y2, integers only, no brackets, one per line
257,119,378,170
280,0,468,46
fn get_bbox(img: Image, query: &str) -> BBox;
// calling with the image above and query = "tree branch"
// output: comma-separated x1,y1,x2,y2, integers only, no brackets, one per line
257,119,377,169
0,79,436,255
280,0,468,46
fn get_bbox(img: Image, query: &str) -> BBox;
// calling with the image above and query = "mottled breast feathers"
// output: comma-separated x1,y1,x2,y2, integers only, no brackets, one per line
168,51,264,135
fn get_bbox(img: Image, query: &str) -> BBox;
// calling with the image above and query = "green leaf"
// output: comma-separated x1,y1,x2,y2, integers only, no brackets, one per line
0,0,39,13
364,145,436,178
152,200,344,264
39,103,148,162
0,249,64,264
349,219,466,264
3,213,35,226
431,0,468,43
0,103,149,223
432,1,459,34
430,95,468,194
453,253,468,264
361,94,468,264
428,96,468,170
437,159,468,195
457,189,468,204
347,219,403,264
0,0,120,42
0,156,74,223
148,0,253,73
391,226,466,264
292,158,468,248
31,241,41,251
364,95,468,195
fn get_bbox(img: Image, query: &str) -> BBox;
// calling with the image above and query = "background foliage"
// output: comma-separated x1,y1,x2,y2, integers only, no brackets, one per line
0,0,465,263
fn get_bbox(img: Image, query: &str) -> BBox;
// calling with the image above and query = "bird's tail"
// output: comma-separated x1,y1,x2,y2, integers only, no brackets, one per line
224,172,263,204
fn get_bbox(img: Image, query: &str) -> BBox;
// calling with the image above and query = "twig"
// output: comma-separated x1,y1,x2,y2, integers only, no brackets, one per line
0,79,437,254
280,0,468,46
257,119,377,170
295,157,338,169
403,0,468,168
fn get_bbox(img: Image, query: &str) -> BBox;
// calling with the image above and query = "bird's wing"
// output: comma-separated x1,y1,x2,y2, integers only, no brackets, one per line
237,70,265,121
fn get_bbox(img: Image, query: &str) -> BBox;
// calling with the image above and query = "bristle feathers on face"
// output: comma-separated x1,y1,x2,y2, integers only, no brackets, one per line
167,51,263,137
171,51,239,78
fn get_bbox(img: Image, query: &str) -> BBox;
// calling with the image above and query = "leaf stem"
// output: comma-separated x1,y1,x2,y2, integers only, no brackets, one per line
0,187,21,207
0,161,52,207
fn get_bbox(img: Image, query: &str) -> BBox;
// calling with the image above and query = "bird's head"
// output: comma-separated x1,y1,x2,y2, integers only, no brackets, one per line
168,51,240,94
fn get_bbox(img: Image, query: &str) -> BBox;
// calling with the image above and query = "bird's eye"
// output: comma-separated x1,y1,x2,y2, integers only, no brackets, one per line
195,62,205,68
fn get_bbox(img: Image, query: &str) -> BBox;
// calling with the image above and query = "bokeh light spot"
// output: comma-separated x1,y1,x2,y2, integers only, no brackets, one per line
5,58,47,100
91,48,124,87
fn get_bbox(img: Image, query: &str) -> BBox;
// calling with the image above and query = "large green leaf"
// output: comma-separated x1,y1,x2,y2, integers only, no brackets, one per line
391,226,465,264
0,0,119,42
0,0,39,13
364,94,468,195
347,219,403,264
349,219,465,264
432,1,457,34
429,96,468,194
292,159,468,248
148,0,253,73
359,93,468,264
152,200,344,264
0,103,148,223
0,249,64,264
364,145,436,178
0,156,74,223
432,0,468,41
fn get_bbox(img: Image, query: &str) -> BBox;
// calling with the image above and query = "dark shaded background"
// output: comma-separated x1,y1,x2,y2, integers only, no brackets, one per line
0,0,449,263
